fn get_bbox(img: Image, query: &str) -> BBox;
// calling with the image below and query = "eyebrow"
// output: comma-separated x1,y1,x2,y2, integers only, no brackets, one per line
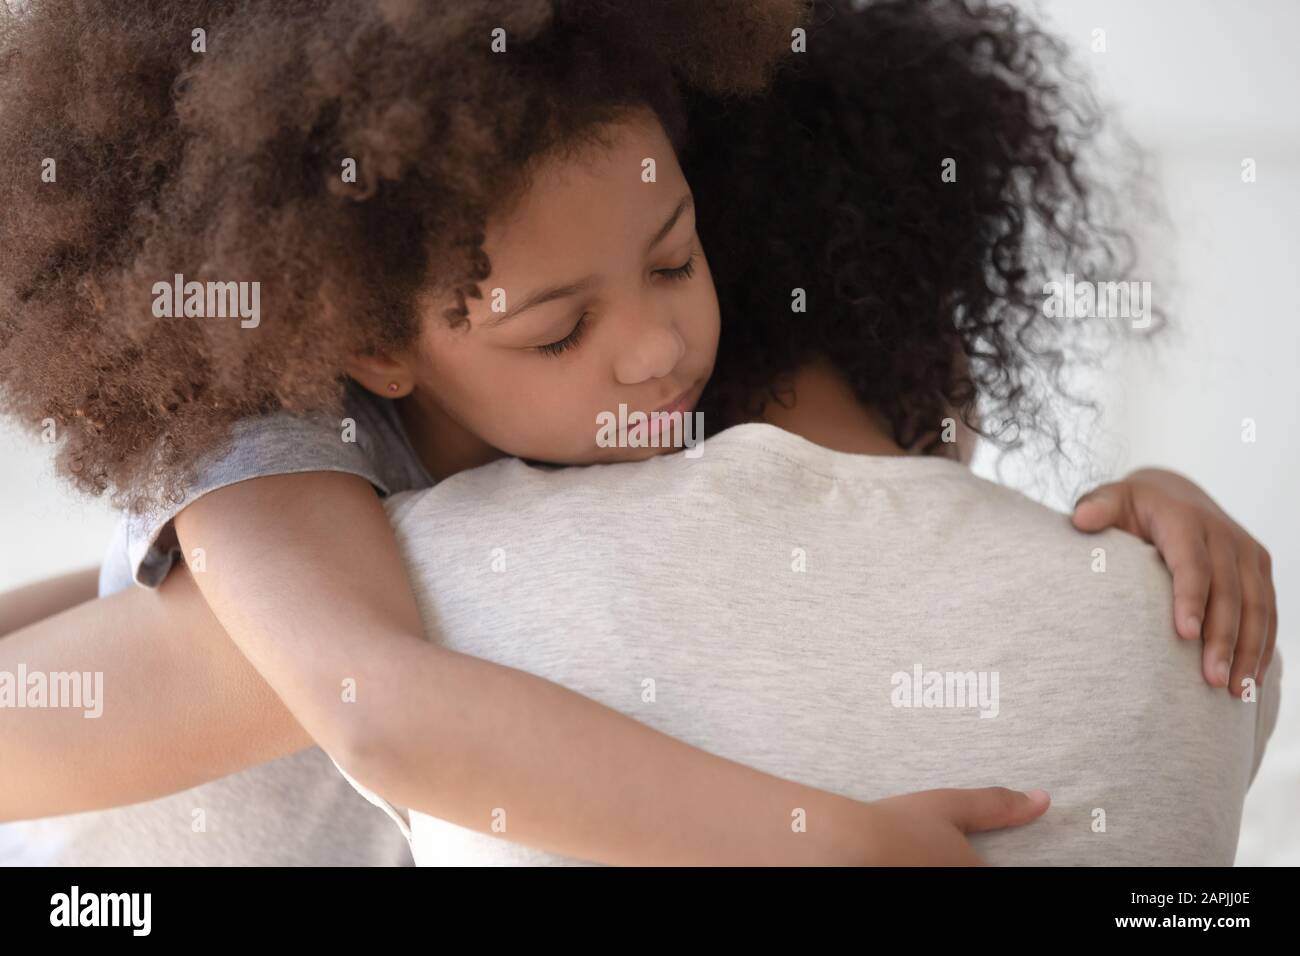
484,275,598,329
644,193,694,256
486,193,695,329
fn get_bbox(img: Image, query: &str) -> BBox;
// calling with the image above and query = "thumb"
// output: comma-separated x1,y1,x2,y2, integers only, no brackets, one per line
939,787,1051,834
1072,483,1129,533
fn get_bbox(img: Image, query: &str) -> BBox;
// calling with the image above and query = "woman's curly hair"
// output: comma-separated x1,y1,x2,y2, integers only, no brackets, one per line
0,0,805,508
689,0,1151,468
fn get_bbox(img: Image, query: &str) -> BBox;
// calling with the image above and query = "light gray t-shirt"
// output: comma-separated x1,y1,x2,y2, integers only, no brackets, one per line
1,383,427,866
345,422,1280,866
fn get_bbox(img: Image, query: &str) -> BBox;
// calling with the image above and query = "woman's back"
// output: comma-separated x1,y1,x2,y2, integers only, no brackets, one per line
363,423,1279,865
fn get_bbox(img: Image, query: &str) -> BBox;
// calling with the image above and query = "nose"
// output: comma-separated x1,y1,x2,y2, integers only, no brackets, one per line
612,306,687,386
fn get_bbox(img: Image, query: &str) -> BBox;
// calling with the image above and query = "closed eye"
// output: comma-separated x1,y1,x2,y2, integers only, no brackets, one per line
655,252,697,282
535,313,588,357
534,253,695,357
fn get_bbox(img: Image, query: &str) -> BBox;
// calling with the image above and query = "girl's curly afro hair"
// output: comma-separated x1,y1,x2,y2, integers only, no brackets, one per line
688,0,1150,467
0,0,806,508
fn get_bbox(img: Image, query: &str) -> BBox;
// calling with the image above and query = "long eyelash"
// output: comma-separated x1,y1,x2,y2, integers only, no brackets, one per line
536,313,588,357
659,252,697,281
534,255,694,359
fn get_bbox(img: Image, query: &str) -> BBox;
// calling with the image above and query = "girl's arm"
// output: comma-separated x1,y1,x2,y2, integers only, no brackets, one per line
0,567,1045,863
0,565,100,637
14,554,817,853
0,472,901,863
170,471,888,865
0,562,311,818
1,475,1045,864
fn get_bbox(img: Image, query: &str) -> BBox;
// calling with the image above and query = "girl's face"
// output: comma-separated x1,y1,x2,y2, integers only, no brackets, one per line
355,109,720,477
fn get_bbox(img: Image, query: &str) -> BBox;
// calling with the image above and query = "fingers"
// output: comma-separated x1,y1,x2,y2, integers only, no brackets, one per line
1230,552,1271,698
1090,471,1277,695
1078,481,1214,643
937,786,1051,834
1071,483,1131,534
1144,514,1213,642
1202,536,1242,689
1257,547,1278,685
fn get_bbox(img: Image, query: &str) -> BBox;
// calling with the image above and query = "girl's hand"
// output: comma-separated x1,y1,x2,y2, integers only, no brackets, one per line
862,787,1051,866
1071,468,1276,696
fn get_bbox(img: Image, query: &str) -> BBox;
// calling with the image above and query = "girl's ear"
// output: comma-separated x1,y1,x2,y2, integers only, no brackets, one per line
345,351,415,399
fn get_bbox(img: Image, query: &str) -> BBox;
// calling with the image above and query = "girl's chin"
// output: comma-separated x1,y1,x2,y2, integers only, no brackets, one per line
597,443,694,464
524,436,701,469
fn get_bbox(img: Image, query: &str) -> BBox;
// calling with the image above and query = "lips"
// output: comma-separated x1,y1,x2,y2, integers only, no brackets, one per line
653,385,697,417
644,381,702,441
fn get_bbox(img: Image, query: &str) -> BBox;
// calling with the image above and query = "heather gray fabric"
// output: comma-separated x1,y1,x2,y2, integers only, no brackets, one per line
102,381,433,592
344,422,1279,866
0,382,426,866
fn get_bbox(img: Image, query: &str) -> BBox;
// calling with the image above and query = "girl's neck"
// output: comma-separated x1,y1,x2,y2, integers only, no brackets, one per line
396,390,505,483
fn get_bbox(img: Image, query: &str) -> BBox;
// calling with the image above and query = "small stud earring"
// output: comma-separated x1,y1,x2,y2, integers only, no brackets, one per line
387,382,400,394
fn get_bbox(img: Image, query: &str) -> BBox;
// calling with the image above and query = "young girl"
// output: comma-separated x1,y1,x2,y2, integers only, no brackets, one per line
0,0,1275,866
